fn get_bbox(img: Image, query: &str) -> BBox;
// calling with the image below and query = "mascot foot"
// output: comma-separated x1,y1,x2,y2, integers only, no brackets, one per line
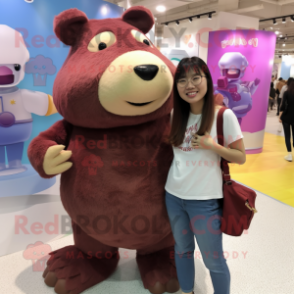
43,245,119,294
136,246,180,294
148,279,180,294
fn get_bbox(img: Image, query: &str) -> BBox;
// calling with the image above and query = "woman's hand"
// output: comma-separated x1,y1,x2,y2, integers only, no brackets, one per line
191,132,246,164
190,132,215,150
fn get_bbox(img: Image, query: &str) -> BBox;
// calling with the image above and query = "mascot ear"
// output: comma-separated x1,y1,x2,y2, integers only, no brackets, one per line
122,6,154,34
54,8,88,46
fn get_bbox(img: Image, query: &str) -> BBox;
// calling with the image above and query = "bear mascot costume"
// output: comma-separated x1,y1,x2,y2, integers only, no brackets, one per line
28,6,180,294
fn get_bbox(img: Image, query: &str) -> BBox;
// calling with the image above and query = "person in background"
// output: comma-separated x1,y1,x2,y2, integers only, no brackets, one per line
276,77,286,116
280,77,293,105
279,79,294,162
273,75,278,90
271,76,276,108
273,76,279,109
269,82,275,112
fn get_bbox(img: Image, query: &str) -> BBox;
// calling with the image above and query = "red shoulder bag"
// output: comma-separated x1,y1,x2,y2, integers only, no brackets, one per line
217,107,258,236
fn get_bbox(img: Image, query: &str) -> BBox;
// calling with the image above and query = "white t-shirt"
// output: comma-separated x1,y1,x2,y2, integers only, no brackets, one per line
165,108,243,200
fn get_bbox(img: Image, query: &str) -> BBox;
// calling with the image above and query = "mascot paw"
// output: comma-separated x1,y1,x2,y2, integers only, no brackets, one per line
43,245,119,294
43,145,73,176
148,279,180,294
137,247,180,294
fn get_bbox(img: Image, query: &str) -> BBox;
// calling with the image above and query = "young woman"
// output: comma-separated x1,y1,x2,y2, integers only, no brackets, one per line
164,57,246,294
279,79,294,162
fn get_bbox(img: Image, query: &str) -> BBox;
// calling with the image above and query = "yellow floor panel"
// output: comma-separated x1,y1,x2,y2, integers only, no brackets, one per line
283,198,294,207
230,132,294,208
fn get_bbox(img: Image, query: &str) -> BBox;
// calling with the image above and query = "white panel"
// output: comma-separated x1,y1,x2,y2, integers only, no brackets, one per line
290,64,294,76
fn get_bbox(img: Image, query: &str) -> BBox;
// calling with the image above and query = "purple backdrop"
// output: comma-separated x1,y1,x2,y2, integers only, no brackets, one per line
207,30,276,153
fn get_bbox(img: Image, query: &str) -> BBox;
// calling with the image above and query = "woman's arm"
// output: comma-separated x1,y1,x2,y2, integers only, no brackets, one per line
191,135,246,164
191,108,246,164
279,91,288,122
212,138,246,165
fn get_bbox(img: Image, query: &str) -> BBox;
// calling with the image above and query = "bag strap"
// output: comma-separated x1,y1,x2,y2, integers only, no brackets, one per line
216,107,231,183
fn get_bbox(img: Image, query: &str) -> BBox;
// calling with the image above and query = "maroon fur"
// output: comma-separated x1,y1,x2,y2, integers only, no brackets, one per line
28,6,178,294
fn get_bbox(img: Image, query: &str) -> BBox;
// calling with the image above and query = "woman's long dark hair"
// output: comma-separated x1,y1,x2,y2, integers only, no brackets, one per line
169,57,215,147
287,78,294,95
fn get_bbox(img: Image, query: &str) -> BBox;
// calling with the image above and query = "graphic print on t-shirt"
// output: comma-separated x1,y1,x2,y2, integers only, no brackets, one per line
177,123,199,152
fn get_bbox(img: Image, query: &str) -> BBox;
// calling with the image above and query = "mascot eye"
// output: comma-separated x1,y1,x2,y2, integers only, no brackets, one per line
99,42,107,50
14,64,21,71
88,32,116,53
131,30,153,48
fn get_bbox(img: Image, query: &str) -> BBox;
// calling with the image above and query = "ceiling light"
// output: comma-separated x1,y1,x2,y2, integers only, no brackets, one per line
165,23,169,27
283,44,286,46
273,19,277,25
291,16,294,22
156,5,166,13
285,35,288,40
101,6,109,16
280,34,283,37
176,20,180,26
208,13,212,20
24,0,34,2
189,17,193,23
275,31,279,34
282,17,286,23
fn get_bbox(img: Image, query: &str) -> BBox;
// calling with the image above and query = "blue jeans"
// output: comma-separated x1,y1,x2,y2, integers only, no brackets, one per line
165,191,230,294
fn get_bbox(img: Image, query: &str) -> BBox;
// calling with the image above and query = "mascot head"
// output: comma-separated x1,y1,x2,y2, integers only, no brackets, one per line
53,6,176,129
0,25,30,88
218,52,248,81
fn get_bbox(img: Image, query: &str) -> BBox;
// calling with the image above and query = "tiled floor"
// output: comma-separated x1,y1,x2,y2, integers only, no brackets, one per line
0,189,293,294
0,108,293,294
265,106,285,137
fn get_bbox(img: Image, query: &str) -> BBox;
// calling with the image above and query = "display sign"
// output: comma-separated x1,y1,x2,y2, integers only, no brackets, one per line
207,30,276,153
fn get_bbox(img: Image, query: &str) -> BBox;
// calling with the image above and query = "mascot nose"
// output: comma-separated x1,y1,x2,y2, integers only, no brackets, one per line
134,65,159,81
